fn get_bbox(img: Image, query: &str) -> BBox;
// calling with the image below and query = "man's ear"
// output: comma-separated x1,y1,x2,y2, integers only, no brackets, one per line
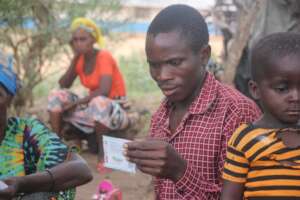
199,45,211,66
248,80,260,100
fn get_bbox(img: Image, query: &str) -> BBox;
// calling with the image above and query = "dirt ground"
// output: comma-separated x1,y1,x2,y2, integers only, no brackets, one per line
75,151,155,200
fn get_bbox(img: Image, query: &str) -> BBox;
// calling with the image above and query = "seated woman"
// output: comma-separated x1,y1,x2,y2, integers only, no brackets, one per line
0,52,92,199
47,18,131,156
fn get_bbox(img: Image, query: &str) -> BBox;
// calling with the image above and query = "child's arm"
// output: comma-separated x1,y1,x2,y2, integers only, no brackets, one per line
221,180,244,200
220,124,250,200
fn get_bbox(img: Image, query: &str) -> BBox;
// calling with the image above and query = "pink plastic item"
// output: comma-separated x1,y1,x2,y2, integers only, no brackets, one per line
92,180,122,200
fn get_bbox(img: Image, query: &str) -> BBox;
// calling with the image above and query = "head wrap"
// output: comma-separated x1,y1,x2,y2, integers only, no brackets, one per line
0,51,18,96
71,17,105,48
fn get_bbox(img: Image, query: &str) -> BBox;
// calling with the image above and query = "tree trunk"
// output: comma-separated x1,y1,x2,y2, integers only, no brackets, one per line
223,1,262,85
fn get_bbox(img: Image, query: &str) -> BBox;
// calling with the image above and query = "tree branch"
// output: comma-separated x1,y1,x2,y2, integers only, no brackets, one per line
223,0,262,84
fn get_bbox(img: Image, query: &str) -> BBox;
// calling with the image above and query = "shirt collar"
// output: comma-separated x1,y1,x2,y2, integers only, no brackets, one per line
189,72,218,115
162,72,218,116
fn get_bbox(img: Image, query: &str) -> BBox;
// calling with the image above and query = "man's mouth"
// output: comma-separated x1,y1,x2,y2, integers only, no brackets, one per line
160,86,178,96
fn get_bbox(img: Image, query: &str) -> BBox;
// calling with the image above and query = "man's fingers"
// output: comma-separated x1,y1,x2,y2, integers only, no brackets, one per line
128,156,165,167
125,149,166,160
124,140,167,151
137,165,162,176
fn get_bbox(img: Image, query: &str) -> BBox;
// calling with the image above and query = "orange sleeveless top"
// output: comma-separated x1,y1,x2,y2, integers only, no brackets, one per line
75,50,126,99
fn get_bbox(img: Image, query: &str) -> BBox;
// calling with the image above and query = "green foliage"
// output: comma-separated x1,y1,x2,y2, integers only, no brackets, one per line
0,0,121,26
118,53,160,98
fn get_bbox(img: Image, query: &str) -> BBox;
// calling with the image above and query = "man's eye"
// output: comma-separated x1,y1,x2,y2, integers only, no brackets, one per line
168,59,182,66
148,62,159,68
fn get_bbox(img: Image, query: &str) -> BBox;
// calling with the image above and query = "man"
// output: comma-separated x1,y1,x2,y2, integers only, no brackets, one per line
124,4,261,200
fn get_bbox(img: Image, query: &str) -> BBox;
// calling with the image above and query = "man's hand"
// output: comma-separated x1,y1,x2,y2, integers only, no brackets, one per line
124,139,187,182
0,177,22,200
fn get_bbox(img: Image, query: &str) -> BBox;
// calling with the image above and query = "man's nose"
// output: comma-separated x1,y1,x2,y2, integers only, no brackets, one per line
156,66,172,82
290,88,300,102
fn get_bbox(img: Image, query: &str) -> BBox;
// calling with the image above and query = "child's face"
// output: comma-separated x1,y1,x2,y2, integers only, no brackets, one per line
251,54,300,126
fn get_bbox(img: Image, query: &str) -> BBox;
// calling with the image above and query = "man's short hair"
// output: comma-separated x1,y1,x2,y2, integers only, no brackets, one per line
251,32,300,81
147,4,209,53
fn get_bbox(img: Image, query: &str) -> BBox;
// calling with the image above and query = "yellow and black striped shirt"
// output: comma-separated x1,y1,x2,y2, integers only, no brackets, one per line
223,124,300,200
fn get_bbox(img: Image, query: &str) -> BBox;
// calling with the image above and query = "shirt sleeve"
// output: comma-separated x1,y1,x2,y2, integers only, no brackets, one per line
25,118,68,171
222,144,249,183
222,124,250,183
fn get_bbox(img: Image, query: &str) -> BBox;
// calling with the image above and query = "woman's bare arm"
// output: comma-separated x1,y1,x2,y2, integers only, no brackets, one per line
0,153,93,198
59,56,79,88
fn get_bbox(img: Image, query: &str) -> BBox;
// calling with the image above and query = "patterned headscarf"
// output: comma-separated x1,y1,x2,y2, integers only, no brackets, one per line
71,17,105,48
0,51,18,96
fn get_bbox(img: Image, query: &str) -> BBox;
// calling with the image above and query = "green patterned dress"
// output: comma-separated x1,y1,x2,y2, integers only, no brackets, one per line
0,117,75,200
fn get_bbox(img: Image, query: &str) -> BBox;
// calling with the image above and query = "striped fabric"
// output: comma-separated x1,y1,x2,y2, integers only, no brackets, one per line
223,124,300,199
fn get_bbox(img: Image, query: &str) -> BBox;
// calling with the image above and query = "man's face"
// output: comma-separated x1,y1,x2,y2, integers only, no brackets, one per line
145,30,210,103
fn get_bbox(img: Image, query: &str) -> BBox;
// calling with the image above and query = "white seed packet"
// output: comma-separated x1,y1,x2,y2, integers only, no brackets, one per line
103,135,136,173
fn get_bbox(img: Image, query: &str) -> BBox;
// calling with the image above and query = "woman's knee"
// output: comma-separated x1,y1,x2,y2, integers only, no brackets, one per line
48,89,74,112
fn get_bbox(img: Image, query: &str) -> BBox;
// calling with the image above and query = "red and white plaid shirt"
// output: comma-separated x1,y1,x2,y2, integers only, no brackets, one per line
150,73,261,200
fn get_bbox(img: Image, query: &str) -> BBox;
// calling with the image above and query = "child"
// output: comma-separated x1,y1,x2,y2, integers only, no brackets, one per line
221,32,300,200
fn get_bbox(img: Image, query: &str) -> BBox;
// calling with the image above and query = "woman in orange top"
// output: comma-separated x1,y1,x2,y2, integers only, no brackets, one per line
48,18,130,156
